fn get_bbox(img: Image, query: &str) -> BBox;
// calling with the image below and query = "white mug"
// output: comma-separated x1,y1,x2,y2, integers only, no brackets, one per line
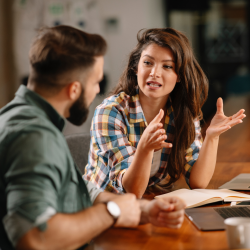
224,217,250,249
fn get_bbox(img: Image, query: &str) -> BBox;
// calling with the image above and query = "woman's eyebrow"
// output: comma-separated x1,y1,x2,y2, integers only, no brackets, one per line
143,54,175,62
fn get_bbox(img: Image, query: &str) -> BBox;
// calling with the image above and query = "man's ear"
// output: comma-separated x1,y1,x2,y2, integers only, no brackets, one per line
67,81,82,101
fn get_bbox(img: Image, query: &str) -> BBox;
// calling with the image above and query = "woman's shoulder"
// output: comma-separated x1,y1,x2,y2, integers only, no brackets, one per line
95,92,131,112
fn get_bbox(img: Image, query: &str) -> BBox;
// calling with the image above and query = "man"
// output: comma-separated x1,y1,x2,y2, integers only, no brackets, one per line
0,25,185,250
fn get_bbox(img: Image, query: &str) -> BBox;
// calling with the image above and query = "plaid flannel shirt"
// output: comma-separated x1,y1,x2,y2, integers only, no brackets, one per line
84,90,202,193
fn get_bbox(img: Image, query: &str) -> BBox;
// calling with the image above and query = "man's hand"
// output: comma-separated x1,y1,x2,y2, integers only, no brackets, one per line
112,193,141,228
140,197,186,228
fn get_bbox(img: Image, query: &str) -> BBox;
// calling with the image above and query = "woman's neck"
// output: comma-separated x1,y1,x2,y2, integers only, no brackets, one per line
139,89,169,124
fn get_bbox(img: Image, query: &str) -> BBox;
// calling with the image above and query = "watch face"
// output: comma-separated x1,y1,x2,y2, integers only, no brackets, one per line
107,201,121,218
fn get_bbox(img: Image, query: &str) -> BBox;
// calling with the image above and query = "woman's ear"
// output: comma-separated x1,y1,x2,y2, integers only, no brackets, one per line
177,76,181,83
67,81,82,101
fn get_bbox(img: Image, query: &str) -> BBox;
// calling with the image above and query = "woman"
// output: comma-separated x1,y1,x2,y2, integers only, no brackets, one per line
84,28,245,198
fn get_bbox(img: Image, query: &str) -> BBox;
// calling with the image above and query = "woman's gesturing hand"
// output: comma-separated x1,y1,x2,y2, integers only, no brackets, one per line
206,97,246,139
139,109,172,153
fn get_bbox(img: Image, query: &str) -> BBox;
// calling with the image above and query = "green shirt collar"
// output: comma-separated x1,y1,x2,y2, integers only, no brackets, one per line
15,85,65,131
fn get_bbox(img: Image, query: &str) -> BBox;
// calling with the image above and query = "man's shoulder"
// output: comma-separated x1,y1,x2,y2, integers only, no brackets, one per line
0,102,64,150
0,101,60,134
0,102,71,177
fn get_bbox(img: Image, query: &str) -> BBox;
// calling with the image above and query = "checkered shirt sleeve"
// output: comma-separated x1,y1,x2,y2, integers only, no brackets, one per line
84,99,135,193
184,119,203,187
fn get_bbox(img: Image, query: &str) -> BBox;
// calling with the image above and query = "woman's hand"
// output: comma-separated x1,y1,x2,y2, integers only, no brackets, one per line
206,97,246,139
139,109,172,153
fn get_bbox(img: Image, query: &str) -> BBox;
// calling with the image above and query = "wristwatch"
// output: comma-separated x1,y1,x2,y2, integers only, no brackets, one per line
105,201,121,224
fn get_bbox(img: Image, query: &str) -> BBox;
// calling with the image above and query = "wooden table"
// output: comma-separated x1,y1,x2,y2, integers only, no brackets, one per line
87,95,250,250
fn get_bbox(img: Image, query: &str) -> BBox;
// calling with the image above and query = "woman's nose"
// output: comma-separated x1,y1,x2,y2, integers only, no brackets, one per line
149,67,161,78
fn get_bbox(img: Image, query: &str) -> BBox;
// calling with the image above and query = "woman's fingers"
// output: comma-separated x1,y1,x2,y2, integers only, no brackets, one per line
150,109,164,125
216,97,224,115
154,129,166,137
161,141,173,148
209,117,244,136
218,113,245,127
144,112,174,150
226,119,243,128
155,134,167,142
231,109,245,119
207,107,246,138
153,132,172,149
148,123,163,133
232,113,246,120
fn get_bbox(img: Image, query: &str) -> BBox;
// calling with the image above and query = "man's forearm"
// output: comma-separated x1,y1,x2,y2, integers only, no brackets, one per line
138,199,150,224
93,190,119,205
94,192,150,225
17,203,114,250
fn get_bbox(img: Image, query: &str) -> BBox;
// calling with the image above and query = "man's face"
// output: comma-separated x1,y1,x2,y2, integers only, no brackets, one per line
67,88,88,126
67,56,104,126
84,56,104,107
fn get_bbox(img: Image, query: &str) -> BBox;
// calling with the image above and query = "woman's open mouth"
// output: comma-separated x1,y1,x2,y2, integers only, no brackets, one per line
147,81,162,89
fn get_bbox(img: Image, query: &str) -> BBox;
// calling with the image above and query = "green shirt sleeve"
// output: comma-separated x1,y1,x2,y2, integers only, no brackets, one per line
3,129,68,246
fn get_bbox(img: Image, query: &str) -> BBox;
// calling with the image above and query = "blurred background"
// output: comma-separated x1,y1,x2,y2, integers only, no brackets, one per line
0,0,250,135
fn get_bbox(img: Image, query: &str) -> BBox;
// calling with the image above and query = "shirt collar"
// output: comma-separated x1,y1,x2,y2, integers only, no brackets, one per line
129,87,174,125
128,87,146,124
15,85,65,131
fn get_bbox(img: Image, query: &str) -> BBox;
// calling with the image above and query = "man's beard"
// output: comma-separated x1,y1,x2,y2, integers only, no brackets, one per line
67,89,89,126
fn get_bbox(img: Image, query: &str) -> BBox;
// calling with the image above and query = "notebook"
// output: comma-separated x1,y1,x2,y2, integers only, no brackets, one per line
155,188,250,208
219,173,250,190
185,205,250,231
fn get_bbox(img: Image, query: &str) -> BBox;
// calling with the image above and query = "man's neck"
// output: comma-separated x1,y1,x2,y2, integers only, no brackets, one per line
27,83,69,118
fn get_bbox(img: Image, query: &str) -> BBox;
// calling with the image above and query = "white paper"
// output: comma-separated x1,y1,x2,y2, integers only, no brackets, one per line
155,188,250,208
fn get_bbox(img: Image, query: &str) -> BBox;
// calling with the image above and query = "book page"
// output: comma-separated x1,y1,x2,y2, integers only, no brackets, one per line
155,189,223,208
193,189,250,201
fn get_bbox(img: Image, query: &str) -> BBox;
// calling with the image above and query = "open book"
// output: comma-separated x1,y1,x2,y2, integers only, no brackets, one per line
155,189,250,208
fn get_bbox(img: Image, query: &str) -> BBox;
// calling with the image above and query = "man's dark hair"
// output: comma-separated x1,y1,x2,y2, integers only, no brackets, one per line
28,25,107,90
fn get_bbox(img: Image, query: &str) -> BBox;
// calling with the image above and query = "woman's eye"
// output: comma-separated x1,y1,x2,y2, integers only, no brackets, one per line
144,61,151,65
164,65,173,69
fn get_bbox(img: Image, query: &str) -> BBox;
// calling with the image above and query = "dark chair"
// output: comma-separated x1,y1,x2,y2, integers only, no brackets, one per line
65,133,91,174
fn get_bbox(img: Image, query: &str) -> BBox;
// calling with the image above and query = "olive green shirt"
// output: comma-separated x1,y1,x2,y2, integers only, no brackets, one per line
0,85,102,249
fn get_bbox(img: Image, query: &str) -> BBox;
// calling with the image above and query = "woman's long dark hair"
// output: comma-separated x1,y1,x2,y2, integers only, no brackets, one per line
110,28,209,187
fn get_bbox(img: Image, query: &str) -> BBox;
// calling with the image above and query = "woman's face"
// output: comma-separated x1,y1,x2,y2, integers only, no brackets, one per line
137,43,178,102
